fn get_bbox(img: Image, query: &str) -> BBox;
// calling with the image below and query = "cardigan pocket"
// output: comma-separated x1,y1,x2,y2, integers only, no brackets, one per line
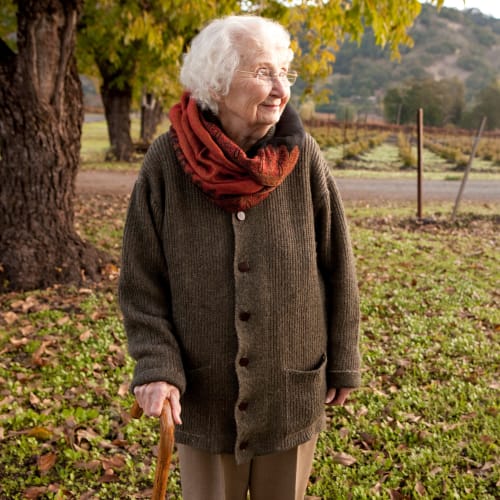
284,354,327,434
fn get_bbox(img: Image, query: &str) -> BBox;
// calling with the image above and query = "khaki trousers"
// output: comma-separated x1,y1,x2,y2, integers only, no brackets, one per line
177,435,318,500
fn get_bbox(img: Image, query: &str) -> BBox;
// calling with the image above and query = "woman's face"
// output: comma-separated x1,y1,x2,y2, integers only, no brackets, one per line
215,46,291,149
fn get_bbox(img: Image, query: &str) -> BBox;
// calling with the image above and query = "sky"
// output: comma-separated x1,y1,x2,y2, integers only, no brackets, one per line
440,0,500,19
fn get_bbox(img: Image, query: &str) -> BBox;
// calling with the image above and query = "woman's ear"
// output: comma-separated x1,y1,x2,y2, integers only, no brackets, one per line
209,88,222,102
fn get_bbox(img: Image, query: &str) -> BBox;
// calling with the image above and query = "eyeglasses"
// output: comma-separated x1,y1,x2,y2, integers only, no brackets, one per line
236,69,298,86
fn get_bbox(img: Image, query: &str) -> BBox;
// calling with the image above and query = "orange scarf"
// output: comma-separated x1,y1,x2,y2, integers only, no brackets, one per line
169,92,304,212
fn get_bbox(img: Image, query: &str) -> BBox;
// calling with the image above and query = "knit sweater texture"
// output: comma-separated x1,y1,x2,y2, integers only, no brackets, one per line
119,131,361,464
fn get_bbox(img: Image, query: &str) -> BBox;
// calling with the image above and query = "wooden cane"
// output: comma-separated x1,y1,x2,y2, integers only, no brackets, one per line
131,399,175,500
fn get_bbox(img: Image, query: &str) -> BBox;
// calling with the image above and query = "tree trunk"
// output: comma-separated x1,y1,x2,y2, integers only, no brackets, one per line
100,70,134,161
140,92,163,144
0,0,107,292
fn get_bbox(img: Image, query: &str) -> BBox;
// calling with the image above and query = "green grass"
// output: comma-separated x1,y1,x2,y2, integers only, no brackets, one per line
324,143,500,181
80,116,169,172
0,195,498,499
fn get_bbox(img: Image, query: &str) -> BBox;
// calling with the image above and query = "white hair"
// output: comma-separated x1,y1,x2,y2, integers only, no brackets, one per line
180,15,294,115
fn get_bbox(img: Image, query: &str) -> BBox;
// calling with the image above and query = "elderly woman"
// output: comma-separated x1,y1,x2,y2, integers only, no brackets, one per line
119,14,360,500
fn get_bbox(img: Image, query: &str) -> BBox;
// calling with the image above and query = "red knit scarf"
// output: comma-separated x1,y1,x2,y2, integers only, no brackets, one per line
169,92,304,212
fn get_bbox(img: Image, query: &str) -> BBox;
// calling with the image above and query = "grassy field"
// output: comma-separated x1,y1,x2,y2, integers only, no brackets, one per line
0,121,498,498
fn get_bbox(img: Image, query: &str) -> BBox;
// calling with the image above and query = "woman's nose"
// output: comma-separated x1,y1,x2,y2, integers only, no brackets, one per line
270,76,289,96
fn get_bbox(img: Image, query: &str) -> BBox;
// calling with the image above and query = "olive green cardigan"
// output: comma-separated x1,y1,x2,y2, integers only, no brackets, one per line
119,131,360,464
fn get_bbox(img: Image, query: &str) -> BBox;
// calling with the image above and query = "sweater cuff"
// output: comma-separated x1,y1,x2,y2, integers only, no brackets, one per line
327,370,361,389
130,363,186,396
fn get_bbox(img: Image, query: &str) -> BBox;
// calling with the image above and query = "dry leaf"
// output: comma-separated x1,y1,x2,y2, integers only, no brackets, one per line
117,381,129,397
389,489,404,500
101,454,126,471
38,452,57,473
32,340,54,366
415,481,426,496
102,263,119,277
98,468,119,483
20,324,35,335
79,329,92,341
75,459,101,471
23,486,47,499
3,311,19,324
29,392,42,407
26,426,53,440
9,336,29,347
338,427,350,439
56,316,70,326
332,452,357,466
76,428,100,445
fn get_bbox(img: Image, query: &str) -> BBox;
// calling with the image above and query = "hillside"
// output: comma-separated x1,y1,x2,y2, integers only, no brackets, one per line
309,4,500,116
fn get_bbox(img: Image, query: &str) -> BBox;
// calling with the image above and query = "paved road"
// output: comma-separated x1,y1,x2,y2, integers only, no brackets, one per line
335,178,499,203
76,170,500,203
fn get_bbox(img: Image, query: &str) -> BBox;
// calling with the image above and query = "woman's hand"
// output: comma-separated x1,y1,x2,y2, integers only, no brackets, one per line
134,381,182,425
325,387,353,406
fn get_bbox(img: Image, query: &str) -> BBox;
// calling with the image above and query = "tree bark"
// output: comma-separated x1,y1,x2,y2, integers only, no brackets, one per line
100,77,135,161
0,0,107,292
140,92,163,144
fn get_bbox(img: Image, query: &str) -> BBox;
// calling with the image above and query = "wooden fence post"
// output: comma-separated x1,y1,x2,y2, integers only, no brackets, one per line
451,116,487,222
417,108,424,219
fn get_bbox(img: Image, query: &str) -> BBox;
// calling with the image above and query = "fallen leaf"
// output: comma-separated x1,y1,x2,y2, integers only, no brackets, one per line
389,490,405,500
102,263,119,277
415,481,426,496
23,486,47,499
76,427,100,445
56,316,70,326
29,392,42,407
98,468,119,483
79,329,92,341
338,427,350,439
101,454,126,471
332,452,357,466
9,336,29,347
32,340,54,367
117,381,129,397
3,311,19,324
478,461,496,472
75,459,101,471
38,452,57,473
26,426,53,440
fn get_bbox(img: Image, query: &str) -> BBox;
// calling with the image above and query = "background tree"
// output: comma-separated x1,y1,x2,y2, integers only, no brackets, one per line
462,80,500,130
383,78,465,127
77,0,242,161
0,0,106,292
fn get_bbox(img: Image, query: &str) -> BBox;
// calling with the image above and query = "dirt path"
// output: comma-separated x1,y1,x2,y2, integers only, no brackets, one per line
76,170,500,203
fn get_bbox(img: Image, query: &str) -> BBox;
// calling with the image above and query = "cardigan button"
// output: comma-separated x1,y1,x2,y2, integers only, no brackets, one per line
239,311,251,322
236,211,246,221
238,401,249,411
239,357,249,367
238,262,250,272
239,441,249,450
